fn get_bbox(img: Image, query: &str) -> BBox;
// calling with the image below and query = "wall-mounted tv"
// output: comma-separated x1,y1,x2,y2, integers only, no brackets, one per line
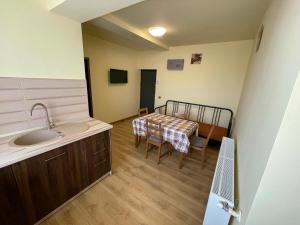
109,69,128,84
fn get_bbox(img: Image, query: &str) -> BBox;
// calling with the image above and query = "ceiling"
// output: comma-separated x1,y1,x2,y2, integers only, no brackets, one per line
49,0,144,22
82,15,169,51
83,0,272,50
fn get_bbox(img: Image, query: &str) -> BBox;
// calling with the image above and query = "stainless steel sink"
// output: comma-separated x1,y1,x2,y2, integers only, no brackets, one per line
12,129,63,147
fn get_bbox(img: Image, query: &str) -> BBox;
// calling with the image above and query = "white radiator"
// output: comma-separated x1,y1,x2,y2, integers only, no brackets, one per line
203,137,240,225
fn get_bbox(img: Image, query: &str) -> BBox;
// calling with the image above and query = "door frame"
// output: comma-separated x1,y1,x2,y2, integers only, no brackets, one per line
84,57,93,117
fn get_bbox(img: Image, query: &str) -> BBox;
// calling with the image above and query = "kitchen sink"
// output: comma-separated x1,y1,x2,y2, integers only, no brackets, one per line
12,129,63,147
54,122,89,135
10,122,89,147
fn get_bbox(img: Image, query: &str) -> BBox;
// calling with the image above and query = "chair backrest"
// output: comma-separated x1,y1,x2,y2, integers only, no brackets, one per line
139,107,148,116
146,119,163,140
174,112,186,119
203,125,216,148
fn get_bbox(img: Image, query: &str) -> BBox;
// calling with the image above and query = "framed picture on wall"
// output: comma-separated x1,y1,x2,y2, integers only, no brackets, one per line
167,59,184,70
191,53,203,64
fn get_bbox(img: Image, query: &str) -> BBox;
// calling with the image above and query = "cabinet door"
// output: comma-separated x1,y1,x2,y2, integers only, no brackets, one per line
0,166,29,225
66,141,87,191
12,143,83,223
11,132,111,224
80,131,111,185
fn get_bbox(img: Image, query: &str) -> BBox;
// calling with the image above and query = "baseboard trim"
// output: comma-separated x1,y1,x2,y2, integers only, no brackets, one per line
111,114,138,124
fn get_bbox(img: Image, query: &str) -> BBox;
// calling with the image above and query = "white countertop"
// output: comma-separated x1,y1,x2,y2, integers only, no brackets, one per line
0,118,113,169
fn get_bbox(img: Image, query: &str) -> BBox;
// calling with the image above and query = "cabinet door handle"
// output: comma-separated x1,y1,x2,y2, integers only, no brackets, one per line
44,152,66,162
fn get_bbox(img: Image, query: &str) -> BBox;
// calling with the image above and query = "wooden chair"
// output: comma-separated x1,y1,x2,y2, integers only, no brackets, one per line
138,107,148,116
145,119,171,164
174,112,186,119
189,125,215,166
136,107,149,145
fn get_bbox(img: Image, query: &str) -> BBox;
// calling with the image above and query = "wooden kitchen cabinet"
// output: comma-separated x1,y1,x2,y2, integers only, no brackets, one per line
2,131,111,225
80,132,111,185
0,166,29,225
12,144,82,222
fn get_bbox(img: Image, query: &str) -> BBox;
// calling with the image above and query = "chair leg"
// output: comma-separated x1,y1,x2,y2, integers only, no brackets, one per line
168,143,172,156
146,142,150,159
201,149,206,167
157,145,162,164
135,135,139,148
178,152,185,169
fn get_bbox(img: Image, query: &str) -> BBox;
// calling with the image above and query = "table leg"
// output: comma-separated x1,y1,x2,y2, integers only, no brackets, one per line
195,127,199,136
178,152,186,169
168,143,173,156
135,135,139,148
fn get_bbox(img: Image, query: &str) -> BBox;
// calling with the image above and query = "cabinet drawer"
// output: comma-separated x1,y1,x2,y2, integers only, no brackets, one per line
94,160,108,180
93,150,107,164
81,131,111,185
95,132,109,153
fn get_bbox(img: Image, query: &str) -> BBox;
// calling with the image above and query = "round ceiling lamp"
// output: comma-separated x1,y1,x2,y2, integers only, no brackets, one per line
148,26,167,37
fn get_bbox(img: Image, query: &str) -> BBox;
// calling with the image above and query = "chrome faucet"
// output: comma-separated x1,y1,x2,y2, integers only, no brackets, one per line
30,103,55,129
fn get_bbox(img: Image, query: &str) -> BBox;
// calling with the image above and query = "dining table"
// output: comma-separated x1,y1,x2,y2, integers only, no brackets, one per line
132,113,199,168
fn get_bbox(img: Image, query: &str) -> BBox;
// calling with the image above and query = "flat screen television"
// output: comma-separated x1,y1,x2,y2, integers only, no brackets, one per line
109,69,128,84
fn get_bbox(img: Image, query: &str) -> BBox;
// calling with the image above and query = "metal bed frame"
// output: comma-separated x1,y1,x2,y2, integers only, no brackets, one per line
155,100,234,137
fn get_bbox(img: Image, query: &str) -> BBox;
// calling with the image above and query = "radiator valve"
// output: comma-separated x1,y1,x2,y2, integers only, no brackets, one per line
217,201,242,222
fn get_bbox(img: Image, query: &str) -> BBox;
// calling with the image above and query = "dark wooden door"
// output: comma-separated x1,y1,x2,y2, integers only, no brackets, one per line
140,69,157,113
0,166,29,225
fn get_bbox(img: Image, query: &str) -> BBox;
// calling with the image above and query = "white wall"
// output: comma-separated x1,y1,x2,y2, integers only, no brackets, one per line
83,33,140,123
137,40,253,113
232,0,300,224
245,71,300,225
0,0,85,79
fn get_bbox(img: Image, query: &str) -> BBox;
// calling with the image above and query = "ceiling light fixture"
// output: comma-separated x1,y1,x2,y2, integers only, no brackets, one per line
148,27,167,37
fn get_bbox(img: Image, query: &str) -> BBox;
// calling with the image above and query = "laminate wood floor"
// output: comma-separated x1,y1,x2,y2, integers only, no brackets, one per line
40,118,219,225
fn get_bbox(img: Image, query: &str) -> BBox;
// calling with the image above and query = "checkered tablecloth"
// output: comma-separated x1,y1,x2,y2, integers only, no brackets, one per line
132,113,199,153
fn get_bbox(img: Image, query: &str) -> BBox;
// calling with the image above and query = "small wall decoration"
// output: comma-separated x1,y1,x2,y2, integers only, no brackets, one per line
191,53,203,64
167,59,184,70
256,24,264,52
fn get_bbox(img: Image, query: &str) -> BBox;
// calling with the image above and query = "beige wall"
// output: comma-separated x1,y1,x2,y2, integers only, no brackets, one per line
245,71,300,225
82,34,140,123
83,37,252,123
137,40,253,113
1,0,85,79
232,0,300,224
